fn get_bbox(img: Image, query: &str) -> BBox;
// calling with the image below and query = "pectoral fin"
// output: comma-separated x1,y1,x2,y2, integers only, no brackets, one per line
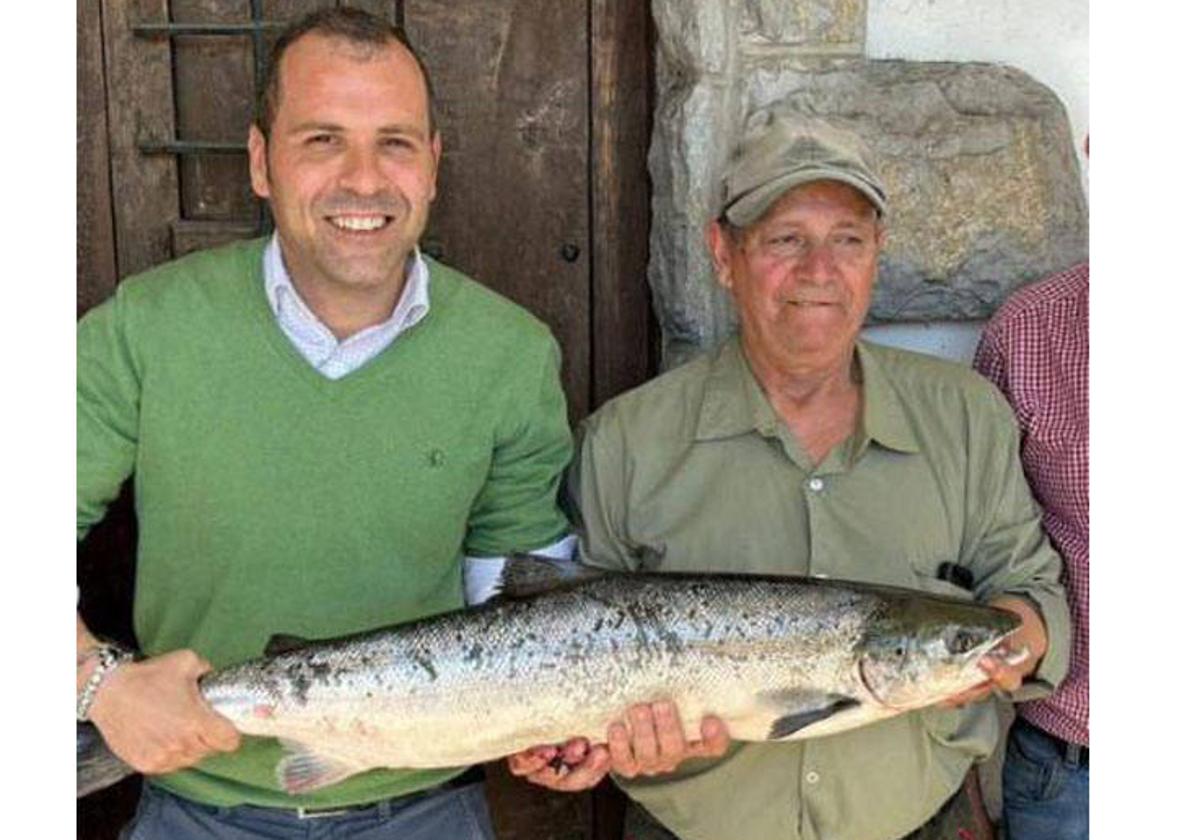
757,688,861,740
276,740,367,795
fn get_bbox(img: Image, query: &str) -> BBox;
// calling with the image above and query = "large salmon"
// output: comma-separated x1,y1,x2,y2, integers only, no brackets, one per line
77,557,1018,797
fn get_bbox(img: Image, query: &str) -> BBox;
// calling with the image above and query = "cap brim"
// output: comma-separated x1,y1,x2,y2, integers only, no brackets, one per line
724,168,887,227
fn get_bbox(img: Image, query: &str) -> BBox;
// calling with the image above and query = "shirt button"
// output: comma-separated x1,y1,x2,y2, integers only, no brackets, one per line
807,477,824,492
805,770,820,784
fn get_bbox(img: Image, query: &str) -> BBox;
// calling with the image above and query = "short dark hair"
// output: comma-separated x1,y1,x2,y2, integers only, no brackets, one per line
255,7,437,140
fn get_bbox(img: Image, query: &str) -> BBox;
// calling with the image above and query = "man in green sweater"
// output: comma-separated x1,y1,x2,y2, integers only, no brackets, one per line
75,9,572,838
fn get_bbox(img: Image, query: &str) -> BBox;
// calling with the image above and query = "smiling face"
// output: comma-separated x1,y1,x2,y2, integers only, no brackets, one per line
709,180,884,378
248,32,441,301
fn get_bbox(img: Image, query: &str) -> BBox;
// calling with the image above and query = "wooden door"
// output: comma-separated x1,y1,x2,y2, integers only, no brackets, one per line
77,1,653,838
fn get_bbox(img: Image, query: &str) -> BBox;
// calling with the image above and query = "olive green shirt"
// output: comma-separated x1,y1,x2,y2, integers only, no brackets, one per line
567,337,1069,840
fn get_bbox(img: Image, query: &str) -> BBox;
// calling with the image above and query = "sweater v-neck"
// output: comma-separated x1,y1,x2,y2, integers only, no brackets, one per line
237,241,456,399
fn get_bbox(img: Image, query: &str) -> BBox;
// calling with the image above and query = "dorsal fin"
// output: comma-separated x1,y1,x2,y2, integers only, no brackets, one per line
263,633,314,657
498,554,607,599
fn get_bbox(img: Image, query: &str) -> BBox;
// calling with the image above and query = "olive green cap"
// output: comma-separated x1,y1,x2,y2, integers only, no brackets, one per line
720,103,888,226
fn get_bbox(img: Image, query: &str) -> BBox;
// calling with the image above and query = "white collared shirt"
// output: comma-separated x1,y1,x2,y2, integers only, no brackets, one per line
263,233,430,380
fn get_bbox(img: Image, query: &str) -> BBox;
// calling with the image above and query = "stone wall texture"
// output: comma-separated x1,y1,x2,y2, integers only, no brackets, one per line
741,0,866,49
650,0,1088,368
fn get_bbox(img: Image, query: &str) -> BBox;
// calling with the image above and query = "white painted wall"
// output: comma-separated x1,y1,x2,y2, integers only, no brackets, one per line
862,321,984,365
861,0,1088,364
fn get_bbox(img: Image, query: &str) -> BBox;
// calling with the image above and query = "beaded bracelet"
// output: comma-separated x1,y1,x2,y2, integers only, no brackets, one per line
76,644,133,722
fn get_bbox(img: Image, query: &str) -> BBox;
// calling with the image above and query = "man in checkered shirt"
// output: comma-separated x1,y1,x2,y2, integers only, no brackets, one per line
974,260,1089,840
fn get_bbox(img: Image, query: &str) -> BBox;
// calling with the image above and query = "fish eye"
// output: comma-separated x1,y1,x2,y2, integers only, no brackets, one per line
948,629,974,655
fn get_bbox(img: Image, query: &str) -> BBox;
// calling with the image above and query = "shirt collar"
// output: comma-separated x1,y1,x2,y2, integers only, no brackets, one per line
694,337,920,455
695,339,785,441
262,232,431,335
855,341,920,455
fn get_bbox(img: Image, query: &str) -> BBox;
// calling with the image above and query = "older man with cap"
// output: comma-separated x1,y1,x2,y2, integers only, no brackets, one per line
509,103,1069,840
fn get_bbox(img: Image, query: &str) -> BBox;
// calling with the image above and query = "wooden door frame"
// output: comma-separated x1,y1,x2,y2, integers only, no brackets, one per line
590,0,657,407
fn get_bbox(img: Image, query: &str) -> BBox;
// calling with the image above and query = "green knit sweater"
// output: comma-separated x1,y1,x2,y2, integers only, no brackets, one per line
77,238,572,808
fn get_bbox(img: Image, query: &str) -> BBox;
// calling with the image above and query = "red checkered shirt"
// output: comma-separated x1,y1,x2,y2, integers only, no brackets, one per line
974,262,1088,746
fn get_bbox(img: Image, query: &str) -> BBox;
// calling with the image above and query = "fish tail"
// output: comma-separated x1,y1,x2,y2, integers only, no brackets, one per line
466,551,606,604
77,721,136,798
498,553,607,598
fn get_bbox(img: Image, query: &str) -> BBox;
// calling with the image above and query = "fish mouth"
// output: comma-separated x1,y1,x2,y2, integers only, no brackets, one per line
973,629,1028,668
856,628,1021,713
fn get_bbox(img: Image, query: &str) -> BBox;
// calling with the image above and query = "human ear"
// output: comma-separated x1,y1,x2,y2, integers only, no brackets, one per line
248,124,271,200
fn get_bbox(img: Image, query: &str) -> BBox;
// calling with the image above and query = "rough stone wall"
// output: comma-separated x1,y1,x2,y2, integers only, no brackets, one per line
650,0,1088,368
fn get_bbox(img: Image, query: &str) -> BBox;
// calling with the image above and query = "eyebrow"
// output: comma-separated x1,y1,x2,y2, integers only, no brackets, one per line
287,122,344,135
759,217,875,232
286,122,426,136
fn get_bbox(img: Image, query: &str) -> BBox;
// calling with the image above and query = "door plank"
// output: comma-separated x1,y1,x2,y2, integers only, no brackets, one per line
590,0,655,409
78,0,118,315
404,0,591,425
342,0,398,21
172,0,258,227
102,0,180,278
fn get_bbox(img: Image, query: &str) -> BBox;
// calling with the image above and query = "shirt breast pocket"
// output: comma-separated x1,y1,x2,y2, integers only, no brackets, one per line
905,557,978,600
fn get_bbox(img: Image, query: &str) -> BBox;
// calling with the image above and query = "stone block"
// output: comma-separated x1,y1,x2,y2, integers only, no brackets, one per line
740,0,866,48
648,79,740,368
651,0,735,76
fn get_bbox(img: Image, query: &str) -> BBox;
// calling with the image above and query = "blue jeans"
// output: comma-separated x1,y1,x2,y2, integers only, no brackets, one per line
1003,717,1088,840
118,778,495,840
